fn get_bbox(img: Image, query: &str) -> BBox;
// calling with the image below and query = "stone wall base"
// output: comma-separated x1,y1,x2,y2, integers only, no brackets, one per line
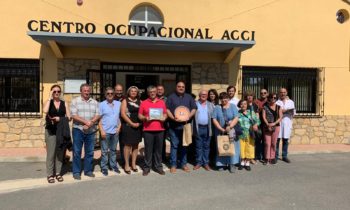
0,115,349,148
290,116,350,144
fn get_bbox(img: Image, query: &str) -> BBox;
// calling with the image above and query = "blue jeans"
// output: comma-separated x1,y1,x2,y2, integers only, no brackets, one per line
195,125,211,166
169,128,187,168
276,138,289,159
100,133,119,171
72,128,95,176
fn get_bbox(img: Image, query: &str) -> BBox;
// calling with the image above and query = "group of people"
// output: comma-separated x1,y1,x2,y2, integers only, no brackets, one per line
43,81,295,183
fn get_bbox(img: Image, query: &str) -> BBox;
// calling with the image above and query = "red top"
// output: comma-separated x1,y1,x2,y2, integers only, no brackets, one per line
139,98,167,131
255,98,267,113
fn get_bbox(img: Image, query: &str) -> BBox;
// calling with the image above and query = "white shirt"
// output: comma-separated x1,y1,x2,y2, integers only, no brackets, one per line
229,97,239,109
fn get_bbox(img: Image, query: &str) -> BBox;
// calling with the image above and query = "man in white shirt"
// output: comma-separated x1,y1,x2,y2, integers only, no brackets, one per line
227,85,239,109
276,88,296,163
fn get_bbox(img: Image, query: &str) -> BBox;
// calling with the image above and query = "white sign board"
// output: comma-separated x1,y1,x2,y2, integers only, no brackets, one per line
64,79,86,93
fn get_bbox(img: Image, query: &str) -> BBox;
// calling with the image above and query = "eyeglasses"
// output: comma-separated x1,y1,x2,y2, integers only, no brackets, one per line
269,97,277,100
53,90,61,94
260,92,267,95
106,92,114,95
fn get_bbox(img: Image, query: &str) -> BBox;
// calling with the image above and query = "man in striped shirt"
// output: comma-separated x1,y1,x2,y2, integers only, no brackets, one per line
71,83,100,180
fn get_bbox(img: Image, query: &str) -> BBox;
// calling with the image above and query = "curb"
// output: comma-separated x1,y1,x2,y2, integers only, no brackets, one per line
1,150,350,162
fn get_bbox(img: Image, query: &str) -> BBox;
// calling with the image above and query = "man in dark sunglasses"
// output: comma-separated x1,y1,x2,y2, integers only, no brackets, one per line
98,87,122,176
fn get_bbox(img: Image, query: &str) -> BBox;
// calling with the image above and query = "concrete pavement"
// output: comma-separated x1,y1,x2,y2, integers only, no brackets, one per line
0,143,350,162
0,153,350,209
0,143,349,195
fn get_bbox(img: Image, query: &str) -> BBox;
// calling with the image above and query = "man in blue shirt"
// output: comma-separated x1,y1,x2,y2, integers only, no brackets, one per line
166,81,197,173
193,90,214,171
98,87,121,176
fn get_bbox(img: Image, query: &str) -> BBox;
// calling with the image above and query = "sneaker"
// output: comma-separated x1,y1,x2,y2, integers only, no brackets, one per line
282,157,291,163
102,170,108,176
85,173,95,178
73,174,81,180
113,167,121,174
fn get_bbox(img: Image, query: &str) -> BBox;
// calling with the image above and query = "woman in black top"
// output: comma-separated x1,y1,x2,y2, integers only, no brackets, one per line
262,93,283,165
43,85,71,183
120,86,142,174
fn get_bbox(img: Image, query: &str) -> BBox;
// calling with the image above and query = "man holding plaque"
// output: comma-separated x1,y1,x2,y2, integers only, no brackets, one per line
166,81,197,173
139,86,167,176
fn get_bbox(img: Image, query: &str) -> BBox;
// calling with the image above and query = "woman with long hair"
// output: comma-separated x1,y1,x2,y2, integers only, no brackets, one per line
262,93,283,164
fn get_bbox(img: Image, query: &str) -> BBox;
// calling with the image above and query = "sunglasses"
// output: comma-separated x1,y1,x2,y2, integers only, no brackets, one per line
269,97,277,100
106,92,114,95
260,92,267,94
53,90,61,94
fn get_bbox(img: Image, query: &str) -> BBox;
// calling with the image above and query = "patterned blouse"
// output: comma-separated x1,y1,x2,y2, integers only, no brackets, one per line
238,110,260,140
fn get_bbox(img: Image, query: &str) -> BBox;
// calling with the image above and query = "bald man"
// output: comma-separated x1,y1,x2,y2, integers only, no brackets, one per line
275,88,296,163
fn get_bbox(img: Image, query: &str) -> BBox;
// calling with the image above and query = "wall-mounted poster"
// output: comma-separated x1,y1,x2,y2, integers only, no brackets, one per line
64,79,86,93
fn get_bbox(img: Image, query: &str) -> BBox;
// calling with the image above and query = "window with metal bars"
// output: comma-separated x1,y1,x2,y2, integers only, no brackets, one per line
0,59,40,117
242,66,318,115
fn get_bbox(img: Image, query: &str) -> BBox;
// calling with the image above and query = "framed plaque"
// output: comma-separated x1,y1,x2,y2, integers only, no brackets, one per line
149,108,163,120
174,106,190,122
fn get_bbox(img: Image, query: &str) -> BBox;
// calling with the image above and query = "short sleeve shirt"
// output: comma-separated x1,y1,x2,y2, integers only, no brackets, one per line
139,98,167,131
71,96,100,133
166,92,197,129
99,100,121,134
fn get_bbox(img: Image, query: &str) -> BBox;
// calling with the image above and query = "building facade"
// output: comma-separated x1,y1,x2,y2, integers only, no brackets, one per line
0,0,350,148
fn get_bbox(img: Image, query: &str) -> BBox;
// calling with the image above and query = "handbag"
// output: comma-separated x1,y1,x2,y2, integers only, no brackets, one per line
217,135,234,156
234,123,243,136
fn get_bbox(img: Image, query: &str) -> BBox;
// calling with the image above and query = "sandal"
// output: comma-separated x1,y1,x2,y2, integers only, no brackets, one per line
131,167,138,172
47,175,55,184
56,174,64,182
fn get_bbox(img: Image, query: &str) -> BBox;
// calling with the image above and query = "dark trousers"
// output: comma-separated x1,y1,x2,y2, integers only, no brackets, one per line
143,131,164,172
276,138,289,159
255,130,264,160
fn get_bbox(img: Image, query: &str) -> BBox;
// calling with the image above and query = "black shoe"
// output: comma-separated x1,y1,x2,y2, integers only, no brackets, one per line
245,166,251,171
282,157,291,163
156,169,166,175
143,170,150,176
85,173,95,178
113,167,121,174
238,165,243,170
228,164,235,173
271,159,277,164
73,174,81,180
102,170,108,176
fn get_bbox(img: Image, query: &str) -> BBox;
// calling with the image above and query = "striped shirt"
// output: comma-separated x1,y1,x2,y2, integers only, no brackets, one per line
71,96,100,133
